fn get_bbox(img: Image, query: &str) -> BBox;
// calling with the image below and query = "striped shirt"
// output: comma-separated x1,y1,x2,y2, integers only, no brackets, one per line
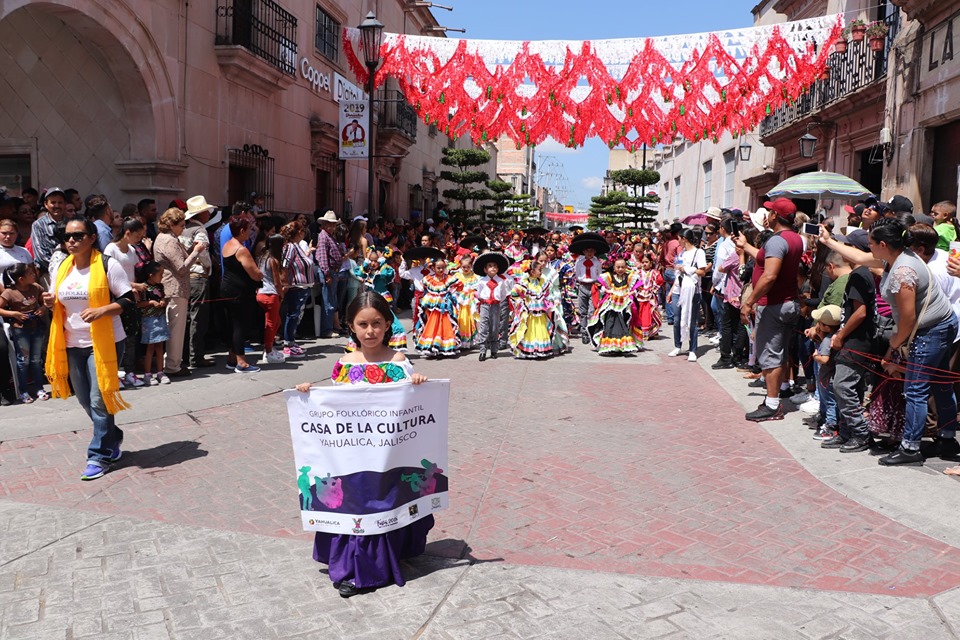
282,242,315,288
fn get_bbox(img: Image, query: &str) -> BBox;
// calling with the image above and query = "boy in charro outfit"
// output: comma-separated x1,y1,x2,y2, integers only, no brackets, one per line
473,252,513,361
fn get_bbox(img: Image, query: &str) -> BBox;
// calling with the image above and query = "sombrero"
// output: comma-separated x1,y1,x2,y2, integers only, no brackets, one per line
568,232,609,256
403,246,445,263
569,225,584,232
522,226,548,235
473,252,510,276
460,234,488,252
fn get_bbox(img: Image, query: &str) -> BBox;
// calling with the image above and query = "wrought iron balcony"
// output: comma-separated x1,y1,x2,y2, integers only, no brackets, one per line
216,0,298,77
378,90,418,142
759,11,901,137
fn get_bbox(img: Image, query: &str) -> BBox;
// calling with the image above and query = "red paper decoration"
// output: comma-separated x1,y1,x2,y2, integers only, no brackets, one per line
344,16,843,148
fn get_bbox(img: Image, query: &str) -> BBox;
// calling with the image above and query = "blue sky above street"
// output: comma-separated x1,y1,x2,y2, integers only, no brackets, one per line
441,0,758,210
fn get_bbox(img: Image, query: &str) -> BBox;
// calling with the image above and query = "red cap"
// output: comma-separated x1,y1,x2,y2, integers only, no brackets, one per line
843,204,856,215
763,197,797,222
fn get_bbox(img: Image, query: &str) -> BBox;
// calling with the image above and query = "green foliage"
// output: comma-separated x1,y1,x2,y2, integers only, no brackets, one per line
588,168,661,230
440,147,492,225
485,180,538,228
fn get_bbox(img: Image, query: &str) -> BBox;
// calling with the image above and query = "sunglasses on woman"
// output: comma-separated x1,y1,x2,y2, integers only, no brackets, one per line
63,232,89,242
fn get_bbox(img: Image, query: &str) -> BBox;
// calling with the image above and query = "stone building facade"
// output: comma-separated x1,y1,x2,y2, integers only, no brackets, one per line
0,0,494,220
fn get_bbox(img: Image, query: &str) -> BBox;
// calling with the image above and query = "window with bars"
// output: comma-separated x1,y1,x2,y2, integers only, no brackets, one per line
228,145,275,211
315,6,339,62
674,177,681,218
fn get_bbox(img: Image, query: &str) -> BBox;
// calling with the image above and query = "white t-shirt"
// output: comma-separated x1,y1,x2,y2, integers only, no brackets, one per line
675,247,708,292
103,243,138,284
0,244,33,276
52,259,131,348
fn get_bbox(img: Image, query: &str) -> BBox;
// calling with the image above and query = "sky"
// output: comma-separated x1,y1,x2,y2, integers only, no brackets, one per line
439,0,759,211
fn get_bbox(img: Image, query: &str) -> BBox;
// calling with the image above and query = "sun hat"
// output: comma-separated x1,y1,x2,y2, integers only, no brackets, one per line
184,195,216,220
811,305,842,326
317,210,339,224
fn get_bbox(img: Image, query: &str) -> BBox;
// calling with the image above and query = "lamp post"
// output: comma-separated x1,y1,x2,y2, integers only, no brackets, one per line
358,12,384,221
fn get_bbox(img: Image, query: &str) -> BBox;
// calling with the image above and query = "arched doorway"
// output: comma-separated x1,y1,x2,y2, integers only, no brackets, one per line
0,1,182,197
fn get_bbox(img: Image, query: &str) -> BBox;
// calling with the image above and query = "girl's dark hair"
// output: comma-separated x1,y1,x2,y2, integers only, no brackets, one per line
869,217,909,251
266,233,284,262
114,217,145,242
682,229,700,245
3,261,34,288
345,291,393,347
136,260,163,283
334,223,349,243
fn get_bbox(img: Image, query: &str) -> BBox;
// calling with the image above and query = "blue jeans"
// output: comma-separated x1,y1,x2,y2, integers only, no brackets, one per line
11,324,47,394
710,292,723,334
283,288,311,344
67,342,125,466
814,360,838,426
673,291,701,350
903,314,959,449
662,269,676,323
320,275,338,335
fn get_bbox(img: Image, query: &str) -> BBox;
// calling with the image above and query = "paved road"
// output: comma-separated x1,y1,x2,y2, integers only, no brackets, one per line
2,327,960,638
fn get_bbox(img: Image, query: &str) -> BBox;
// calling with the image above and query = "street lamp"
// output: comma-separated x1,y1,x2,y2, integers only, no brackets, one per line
738,138,752,162
359,12,384,221
798,132,818,159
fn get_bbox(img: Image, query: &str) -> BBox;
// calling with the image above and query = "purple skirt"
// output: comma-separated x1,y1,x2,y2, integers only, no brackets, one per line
313,515,434,589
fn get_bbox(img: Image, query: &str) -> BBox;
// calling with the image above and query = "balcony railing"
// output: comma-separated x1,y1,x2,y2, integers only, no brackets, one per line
216,0,298,77
378,90,418,142
760,11,900,137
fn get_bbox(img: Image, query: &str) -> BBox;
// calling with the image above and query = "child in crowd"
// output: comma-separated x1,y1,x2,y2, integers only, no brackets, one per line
0,263,49,403
137,261,170,385
932,201,959,251
574,247,600,344
509,260,558,359
587,258,643,355
809,305,841,441
473,252,512,361
633,253,664,341
414,258,460,358
452,254,480,350
256,234,286,364
295,291,430,599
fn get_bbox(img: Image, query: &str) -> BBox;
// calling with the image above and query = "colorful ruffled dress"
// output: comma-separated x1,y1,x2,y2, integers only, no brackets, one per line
504,242,526,264
633,267,664,340
452,270,480,348
543,268,570,352
314,358,434,590
587,272,643,354
508,274,555,359
414,273,461,356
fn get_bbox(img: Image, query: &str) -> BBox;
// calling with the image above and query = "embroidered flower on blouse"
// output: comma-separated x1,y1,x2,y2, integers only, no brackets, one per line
347,365,365,383
365,364,386,384
383,363,405,382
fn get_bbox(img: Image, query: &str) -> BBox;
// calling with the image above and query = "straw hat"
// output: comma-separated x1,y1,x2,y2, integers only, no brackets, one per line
185,195,215,220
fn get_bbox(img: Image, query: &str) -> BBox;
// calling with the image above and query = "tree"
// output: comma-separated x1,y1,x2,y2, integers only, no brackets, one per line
485,181,540,229
440,148,492,226
588,168,660,230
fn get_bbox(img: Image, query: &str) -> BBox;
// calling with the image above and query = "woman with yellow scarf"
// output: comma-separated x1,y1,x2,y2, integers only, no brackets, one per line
43,217,136,481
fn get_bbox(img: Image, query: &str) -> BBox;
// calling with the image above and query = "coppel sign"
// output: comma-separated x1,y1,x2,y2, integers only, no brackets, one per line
334,73,365,103
301,58,331,94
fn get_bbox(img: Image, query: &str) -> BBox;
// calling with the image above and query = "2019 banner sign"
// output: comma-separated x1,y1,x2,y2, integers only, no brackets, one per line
285,381,449,535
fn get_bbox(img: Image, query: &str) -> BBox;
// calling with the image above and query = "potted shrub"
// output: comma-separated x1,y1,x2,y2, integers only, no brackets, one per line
850,18,867,41
835,29,849,53
867,21,889,52
820,66,831,81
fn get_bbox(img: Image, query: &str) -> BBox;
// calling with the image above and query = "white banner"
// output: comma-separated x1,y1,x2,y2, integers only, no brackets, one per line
339,100,369,159
285,381,449,535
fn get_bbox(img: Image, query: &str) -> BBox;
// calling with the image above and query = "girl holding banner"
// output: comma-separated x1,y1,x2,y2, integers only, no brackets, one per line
295,291,431,598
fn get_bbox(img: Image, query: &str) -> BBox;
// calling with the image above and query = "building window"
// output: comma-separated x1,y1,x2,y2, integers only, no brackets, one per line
702,160,712,211
723,150,736,207
228,144,275,212
216,0,299,76
315,5,339,62
674,177,681,218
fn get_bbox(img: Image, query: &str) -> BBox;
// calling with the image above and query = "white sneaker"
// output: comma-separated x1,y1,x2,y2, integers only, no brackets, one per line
687,352,698,362
261,350,286,364
123,373,145,388
790,391,812,404
799,398,820,414
709,335,721,345
668,348,682,357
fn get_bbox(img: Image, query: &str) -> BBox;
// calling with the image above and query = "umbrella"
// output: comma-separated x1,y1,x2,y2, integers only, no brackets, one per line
403,246,445,263
523,226,548,235
568,232,609,256
473,252,510,276
459,234,488,252
766,171,873,199
682,213,709,226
